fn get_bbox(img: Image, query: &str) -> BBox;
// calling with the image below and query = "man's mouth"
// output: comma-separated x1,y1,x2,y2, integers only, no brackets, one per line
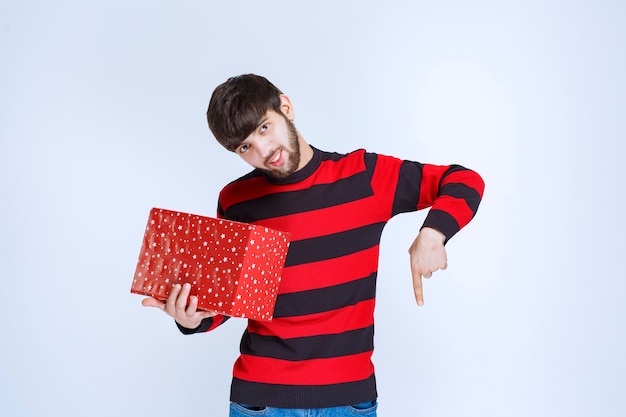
268,149,283,167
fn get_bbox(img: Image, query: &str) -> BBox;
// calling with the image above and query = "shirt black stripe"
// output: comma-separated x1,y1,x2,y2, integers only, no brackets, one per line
230,374,377,409
285,222,385,267
392,161,423,216
223,172,374,223
240,325,374,361
440,182,482,216
273,273,377,317
422,209,460,241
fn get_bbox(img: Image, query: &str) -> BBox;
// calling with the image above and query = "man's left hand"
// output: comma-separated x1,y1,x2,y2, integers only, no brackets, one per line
408,227,447,307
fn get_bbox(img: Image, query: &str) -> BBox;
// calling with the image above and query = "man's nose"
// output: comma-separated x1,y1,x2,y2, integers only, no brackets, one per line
255,137,273,159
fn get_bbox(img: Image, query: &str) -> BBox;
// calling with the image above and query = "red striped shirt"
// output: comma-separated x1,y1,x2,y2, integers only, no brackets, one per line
180,147,484,408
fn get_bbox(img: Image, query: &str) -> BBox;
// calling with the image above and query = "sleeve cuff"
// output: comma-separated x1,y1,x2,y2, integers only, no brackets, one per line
421,209,460,244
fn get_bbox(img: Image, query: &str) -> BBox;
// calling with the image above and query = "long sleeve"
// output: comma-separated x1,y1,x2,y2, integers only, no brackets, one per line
176,314,230,335
417,163,484,242
372,154,484,242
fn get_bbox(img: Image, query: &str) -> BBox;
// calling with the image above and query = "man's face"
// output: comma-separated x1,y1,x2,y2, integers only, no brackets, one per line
235,110,301,179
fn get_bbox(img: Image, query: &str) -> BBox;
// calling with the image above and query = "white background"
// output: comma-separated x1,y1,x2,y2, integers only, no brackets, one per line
1,1,624,416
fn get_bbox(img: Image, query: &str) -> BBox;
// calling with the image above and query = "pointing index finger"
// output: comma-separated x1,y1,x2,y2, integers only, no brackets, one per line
413,272,424,307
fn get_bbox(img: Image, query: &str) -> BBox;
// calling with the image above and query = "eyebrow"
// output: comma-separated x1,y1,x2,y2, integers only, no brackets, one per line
237,116,271,149
255,116,270,130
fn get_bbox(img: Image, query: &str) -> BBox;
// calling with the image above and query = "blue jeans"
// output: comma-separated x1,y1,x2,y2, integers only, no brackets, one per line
229,400,377,416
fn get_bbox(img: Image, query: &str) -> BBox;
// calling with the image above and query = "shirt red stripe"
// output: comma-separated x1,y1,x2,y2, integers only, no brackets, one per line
219,151,368,212
233,351,375,385
278,246,379,294
248,300,375,339
253,196,387,241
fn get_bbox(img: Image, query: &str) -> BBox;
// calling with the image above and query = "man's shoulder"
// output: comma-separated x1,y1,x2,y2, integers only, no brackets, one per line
316,147,375,165
317,147,366,158
318,147,382,168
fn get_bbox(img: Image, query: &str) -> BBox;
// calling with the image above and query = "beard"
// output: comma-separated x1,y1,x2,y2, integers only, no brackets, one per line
262,116,301,179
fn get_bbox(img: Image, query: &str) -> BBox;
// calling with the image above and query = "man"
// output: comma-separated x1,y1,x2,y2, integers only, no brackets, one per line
143,74,484,416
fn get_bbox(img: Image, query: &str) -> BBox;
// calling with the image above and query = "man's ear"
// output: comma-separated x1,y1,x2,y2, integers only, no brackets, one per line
279,94,295,121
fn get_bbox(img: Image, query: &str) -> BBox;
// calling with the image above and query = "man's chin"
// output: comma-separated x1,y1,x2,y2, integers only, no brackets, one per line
263,149,300,179
263,167,294,179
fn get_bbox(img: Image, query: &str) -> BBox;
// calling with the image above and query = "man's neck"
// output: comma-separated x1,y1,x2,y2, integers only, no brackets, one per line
296,136,314,171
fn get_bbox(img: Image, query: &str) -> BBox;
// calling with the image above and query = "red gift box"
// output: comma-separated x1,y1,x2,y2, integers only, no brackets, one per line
131,208,290,321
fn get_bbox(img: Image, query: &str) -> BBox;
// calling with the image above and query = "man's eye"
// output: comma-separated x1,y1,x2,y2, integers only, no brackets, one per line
260,123,269,132
239,144,249,153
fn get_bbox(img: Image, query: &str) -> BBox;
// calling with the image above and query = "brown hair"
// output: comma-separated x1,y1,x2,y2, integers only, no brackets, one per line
207,74,283,151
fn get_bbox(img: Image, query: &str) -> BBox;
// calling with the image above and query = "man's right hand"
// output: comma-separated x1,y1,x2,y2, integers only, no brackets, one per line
142,283,217,329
